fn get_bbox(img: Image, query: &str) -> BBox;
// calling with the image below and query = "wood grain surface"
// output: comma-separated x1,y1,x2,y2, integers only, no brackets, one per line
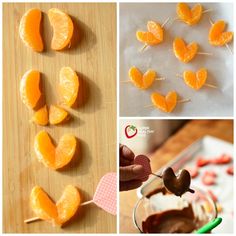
3,3,116,233
119,120,233,233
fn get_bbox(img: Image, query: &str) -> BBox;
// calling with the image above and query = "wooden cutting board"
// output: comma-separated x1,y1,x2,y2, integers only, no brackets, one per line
3,3,116,233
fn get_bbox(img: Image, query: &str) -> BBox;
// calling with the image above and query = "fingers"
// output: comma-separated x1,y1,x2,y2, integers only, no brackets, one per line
120,164,145,181
120,179,143,191
120,144,135,166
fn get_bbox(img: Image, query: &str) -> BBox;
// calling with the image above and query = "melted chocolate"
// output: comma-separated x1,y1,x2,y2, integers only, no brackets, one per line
162,167,192,196
142,205,200,233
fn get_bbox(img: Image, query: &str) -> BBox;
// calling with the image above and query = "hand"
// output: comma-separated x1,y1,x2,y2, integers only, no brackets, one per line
120,144,148,191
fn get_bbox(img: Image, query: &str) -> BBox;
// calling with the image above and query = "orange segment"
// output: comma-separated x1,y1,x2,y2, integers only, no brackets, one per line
30,186,59,225
32,105,49,126
58,67,79,107
173,37,198,63
49,105,69,125
136,31,161,45
183,68,207,90
55,134,77,169
34,131,77,170
136,21,163,45
56,185,81,225
30,185,81,226
20,69,43,109
128,66,156,89
151,91,177,113
19,8,43,52
48,8,74,50
209,20,233,46
147,21,163,42
177,3,202,26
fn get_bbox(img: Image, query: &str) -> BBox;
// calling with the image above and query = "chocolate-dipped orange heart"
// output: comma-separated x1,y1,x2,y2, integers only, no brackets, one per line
162,167,193,196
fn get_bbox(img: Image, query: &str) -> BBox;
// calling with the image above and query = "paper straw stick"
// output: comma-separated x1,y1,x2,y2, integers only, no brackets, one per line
24,199,94,224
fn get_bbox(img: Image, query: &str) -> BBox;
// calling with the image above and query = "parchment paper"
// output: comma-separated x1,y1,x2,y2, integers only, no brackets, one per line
119,3,234,117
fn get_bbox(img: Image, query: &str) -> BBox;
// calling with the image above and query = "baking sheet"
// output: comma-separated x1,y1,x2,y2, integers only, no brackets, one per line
119,3,234,117
138,136,234,233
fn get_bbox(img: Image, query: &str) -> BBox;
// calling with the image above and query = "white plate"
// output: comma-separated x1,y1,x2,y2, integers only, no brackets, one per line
120,3,234,117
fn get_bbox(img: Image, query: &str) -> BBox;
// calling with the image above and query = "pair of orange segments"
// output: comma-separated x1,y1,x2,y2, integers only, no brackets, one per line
19,8,74,51
130,3,233,113
20,8,81,226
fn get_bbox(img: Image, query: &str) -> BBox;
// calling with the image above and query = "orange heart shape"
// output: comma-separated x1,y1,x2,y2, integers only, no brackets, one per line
151,91,177,113
34,131,77,170
209,20,233,46
173,37,198,63
136,21,163,45
183,68,207,90
129,66,156,89
30,185,81,226
177,3,202,26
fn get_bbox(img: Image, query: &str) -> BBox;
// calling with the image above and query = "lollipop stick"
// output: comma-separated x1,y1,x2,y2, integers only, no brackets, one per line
203,9,213,14
80,200,94,206
24,217,41,224
144,104,154,108
24,199,94,224
140,43,149,52
161,17,170,28
151,173,162,178
197,52,213,56
177,99,191,103
225,43,233,55
205,83,218,89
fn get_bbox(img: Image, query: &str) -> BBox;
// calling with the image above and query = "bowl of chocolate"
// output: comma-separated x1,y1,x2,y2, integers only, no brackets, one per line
133,167,218,234
133,184,217,233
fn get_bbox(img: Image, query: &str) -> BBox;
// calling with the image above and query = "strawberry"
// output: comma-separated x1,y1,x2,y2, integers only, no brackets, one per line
226,166,234,175
204,170,217,177
202,174,215,185
211,154,232,164
186,166,199,178
207,189,218,202
196,157,210,167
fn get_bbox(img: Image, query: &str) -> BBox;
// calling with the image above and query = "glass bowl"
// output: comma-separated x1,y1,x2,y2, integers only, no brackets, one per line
133,185,217,233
